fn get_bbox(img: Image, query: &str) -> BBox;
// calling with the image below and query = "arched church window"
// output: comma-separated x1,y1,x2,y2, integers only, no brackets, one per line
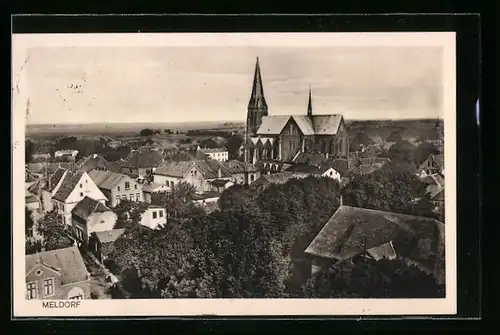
320,140,326,153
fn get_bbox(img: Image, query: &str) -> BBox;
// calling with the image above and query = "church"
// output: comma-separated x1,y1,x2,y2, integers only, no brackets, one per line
242,57,350,164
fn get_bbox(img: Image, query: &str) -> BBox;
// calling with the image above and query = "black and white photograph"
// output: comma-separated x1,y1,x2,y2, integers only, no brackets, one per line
13,32,456,316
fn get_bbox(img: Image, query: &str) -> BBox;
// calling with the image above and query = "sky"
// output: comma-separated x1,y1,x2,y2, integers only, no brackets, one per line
23,45,444,124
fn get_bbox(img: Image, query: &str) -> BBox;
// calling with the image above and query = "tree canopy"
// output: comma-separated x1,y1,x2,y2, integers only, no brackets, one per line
113,200,149,229
302,258,445,298
34,210,73,252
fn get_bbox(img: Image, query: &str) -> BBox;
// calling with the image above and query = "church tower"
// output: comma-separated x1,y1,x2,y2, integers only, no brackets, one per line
307,87,313,118
246,57,268,136
244,57,268,162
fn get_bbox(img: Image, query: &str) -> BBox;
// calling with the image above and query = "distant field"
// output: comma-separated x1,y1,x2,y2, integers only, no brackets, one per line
26,118,441,143
26,121,246,140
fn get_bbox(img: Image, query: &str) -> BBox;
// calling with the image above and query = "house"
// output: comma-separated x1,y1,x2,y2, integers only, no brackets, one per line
197,146,229,162
153,159,233,193
120,150,164,178
88,228,126,263
283,163,342,182
256,160,290,175
71,196,118,244
32,153,52,160
223,159,261,185
88,170,144,208
141,181,172,203
76,154,109,173
304,205,445,284
242,58,349,163
54,150,79,159
418,154,444,177
210,179,235,193
41,169,108,226
26,192,41,213
27,162,75,179
251,172,310,189
139,205,167,230
192,191,221,205
25,245,91,300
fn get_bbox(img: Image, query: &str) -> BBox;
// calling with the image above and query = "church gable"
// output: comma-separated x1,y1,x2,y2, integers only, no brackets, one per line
280,117,303,137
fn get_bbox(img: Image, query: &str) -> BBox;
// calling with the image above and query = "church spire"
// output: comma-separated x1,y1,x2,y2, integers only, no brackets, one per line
248,57,267,109
307,87,313,117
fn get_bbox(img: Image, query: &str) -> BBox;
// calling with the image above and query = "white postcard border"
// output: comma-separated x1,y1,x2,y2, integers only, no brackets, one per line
12,32,457,317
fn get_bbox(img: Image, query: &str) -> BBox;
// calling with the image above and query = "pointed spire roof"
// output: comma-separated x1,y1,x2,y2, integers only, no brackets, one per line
307,87,313,117
248,57,267,109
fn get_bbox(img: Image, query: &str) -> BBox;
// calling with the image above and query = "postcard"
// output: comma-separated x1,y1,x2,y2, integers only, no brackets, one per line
13,31,456,316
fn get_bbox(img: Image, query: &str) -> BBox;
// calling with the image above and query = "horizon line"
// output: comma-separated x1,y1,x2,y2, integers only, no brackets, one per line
26,117,444,126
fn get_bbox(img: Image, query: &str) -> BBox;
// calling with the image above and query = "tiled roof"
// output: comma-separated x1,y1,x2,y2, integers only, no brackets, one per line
52,171,85,202
192,191,220,200
45,168,68,192
25,246,89,285
292,152,326,166
72,196,113,221
25,194,39,204
155,161,195,178
257,115,291,135
199,147,227,153
432,154,444,170
257,172,309,185
25,170,38,183
292,115,316,135
195,159,232,179
93,229,126,244
77,155,109,173
430,187,444,201
324,159,350,176
305,206,445,271
88,170,130,190
311,115,343,135
123,151,164,168
211,179,232,187
223,160,258,174
142,182,171,193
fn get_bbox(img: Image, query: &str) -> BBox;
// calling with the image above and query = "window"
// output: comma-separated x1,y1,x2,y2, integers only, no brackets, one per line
129,194,134,201
152,211,157,219
80,192,84,197
166,181,170,187
117,186,121,191
115,196,121,204
159,211,164,218
136,193,140,201
194,170,197,176
26,281,37,299
43,278,54,297
250,174,255,182
121,195,127,200
135,184,138,189
79,183,82,188
125,182,130,190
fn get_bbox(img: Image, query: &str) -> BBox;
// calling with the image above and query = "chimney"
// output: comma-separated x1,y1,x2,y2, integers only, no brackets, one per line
217,168,222,178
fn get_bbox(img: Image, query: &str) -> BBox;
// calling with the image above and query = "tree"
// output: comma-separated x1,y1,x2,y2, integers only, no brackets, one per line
388,140,416,166
342,161,431,215
35,210,73,252
226,134,244,159
113,200,149,229
218,184,257,211
386,131,402,142
302,258,444,298
139,129,154,137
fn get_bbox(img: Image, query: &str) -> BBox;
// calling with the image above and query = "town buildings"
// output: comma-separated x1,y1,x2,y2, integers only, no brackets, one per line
54,150,79,159
88,170,144,208
418,153,444,177
25,246,91,300
242,58,349,164
139,205,167,230
197,146,229,162
71,196,118,244
223,159,261,185
41,169,108,226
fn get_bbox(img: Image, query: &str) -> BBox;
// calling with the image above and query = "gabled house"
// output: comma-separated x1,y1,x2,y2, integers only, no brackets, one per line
25,245,91,300
153,159,233,193
76,154,109,173
71,196,118,244
141,181,172,203
223,159,261,185
418,154,444,177
88,170,144,208
304,205,445,284
41,168,108,226
120,150,164,178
